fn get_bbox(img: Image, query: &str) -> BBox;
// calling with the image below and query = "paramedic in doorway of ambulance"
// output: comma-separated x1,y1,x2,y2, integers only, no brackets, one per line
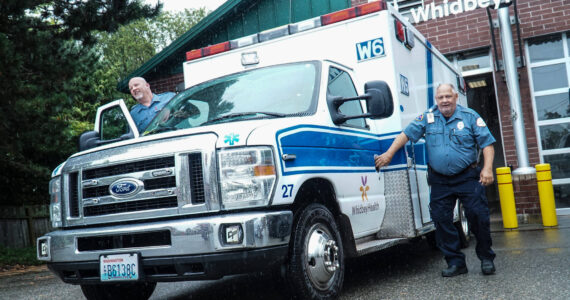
129,77,175,132
374,83,496,277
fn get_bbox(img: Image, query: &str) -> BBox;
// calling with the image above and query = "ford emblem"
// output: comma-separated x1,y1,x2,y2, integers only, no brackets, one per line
109,178,143,197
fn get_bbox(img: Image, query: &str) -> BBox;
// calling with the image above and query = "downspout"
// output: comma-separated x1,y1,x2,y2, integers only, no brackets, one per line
497,1,535,179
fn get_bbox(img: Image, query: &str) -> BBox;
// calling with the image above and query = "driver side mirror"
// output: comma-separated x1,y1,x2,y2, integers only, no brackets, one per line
328,80,394,125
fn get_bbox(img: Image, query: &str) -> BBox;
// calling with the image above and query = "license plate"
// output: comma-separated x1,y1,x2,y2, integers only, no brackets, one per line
100,253,139,282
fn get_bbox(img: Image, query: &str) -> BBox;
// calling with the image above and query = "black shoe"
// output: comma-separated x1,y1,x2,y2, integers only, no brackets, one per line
442,265,468,277
481,259,495,275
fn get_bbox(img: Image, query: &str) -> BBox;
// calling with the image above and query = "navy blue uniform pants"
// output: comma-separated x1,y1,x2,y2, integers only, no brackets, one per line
428,166,496,267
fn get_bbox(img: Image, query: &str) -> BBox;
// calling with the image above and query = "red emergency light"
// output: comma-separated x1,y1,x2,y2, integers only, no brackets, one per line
321,7,357,26
395,19,406,43
185,0,389,62
356,1,387,16
202,41,231,57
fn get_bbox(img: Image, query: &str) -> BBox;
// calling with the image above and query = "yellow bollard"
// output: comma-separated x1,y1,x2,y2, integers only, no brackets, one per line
496,167,518,229
536,164,558,227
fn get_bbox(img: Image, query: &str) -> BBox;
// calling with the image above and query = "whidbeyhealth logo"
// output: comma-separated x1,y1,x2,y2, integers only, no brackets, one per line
393,0,512,24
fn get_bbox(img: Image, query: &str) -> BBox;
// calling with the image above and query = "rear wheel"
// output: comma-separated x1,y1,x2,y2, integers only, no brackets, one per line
454,202,471,249
80,282,156,300
287,203,344,300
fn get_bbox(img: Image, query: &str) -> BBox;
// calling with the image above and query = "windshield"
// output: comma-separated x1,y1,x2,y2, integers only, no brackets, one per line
144,62,320,135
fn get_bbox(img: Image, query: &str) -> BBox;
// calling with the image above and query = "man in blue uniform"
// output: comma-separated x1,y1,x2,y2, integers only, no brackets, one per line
374,83,496,277
129,77,175,132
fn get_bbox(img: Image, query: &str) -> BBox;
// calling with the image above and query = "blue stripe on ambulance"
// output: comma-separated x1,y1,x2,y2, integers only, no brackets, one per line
275,125,413,175
426,40,434,109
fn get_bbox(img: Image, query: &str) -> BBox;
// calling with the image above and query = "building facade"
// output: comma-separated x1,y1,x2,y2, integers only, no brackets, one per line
131,0,570,218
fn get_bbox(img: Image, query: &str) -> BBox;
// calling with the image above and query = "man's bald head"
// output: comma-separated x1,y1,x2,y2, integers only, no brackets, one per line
128,77,153,106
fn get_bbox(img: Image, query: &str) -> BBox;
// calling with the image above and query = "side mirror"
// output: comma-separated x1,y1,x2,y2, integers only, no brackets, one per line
78,130,100,152
364,80,394,119
327,80,393,125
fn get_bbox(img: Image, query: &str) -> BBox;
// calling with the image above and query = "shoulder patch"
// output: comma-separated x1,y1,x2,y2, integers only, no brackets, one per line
415,114,424,121
476,117,486,127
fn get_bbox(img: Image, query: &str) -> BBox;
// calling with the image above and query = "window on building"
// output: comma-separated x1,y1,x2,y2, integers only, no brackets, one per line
526,32,570,213
446,48,493,77
327,66,365,128
390,0,424,21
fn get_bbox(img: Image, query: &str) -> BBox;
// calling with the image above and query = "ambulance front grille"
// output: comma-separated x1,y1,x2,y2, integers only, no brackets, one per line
75,154,205,218
83,197,178,217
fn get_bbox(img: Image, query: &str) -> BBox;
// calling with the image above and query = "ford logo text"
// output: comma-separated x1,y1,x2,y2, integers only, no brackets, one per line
109,179,143,197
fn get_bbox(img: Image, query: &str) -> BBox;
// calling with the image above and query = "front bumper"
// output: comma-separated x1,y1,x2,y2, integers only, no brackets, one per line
37,210,292,283
48,245,288,284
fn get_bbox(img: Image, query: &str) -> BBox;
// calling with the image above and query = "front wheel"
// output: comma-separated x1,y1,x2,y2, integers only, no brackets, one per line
287,203,344,300
80,282,156,300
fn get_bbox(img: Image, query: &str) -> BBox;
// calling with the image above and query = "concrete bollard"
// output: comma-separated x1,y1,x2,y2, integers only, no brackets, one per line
496,167,518,229
536,164,558,227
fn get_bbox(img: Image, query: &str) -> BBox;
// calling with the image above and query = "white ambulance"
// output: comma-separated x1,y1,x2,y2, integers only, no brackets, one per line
38,1,470,299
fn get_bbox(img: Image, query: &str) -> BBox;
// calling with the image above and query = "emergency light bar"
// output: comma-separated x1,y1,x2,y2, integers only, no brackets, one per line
185,0,388,62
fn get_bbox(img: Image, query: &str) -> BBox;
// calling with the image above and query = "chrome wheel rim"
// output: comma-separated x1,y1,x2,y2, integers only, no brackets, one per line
305,223,340,291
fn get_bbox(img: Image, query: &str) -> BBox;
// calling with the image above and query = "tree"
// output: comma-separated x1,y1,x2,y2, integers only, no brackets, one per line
0,0,161,205
95,8,207,107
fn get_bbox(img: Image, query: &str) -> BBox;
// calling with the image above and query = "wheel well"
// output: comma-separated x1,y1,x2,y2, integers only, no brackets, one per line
291,178,357,258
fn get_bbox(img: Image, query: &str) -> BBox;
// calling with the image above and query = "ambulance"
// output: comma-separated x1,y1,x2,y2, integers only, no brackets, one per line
37,1,470,299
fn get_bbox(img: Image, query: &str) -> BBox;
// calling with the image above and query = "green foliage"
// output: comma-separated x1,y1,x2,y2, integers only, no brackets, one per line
0,246,43,266
0,1,160,205
95,8,207,99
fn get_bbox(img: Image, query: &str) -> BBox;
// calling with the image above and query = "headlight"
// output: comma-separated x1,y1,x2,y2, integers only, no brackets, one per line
49,176,62,228
218,147,276,209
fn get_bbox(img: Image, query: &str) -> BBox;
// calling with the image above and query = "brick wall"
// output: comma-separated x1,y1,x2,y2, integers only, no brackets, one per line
411,0,570,217
148,73,184,95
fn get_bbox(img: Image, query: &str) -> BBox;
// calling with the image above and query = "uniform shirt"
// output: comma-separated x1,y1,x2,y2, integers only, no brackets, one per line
403,104,495,176
130,92,175,132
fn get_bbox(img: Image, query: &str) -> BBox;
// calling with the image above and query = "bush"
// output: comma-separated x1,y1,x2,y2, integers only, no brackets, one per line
0,247,44,267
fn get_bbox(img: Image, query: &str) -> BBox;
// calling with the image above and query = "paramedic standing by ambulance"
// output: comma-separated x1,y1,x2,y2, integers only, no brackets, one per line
374,83,496,277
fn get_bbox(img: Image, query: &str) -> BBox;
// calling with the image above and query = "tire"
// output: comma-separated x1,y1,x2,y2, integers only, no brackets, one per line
80,282,156,300
454,202,471,249
287,203,344,300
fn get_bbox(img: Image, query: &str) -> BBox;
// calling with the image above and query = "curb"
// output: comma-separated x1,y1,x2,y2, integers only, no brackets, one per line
491,215,570,233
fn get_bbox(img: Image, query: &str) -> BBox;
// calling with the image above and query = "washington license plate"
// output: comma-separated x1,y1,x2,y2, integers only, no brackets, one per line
100,253,139,282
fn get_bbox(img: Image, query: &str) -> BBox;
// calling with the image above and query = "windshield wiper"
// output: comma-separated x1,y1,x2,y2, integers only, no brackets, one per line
143,125,179,135
201,112,286,125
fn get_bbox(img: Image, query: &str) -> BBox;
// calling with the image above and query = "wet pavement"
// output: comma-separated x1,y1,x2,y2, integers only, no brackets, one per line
1,215,569,299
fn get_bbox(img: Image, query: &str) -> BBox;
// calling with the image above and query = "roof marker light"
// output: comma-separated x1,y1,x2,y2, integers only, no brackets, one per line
230,33,259,49
241,51,260,66
321,7,357,26
289,17,322,34
202,41,231,57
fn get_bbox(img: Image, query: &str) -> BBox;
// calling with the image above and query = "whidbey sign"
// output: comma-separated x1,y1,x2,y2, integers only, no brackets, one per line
393,0,512,24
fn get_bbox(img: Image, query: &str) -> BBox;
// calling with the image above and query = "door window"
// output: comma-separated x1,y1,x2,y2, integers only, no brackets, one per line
327,66,365,128
100,106,129,141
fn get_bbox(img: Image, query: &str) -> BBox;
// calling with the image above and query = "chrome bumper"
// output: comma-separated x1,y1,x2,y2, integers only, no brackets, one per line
38,210,292,262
